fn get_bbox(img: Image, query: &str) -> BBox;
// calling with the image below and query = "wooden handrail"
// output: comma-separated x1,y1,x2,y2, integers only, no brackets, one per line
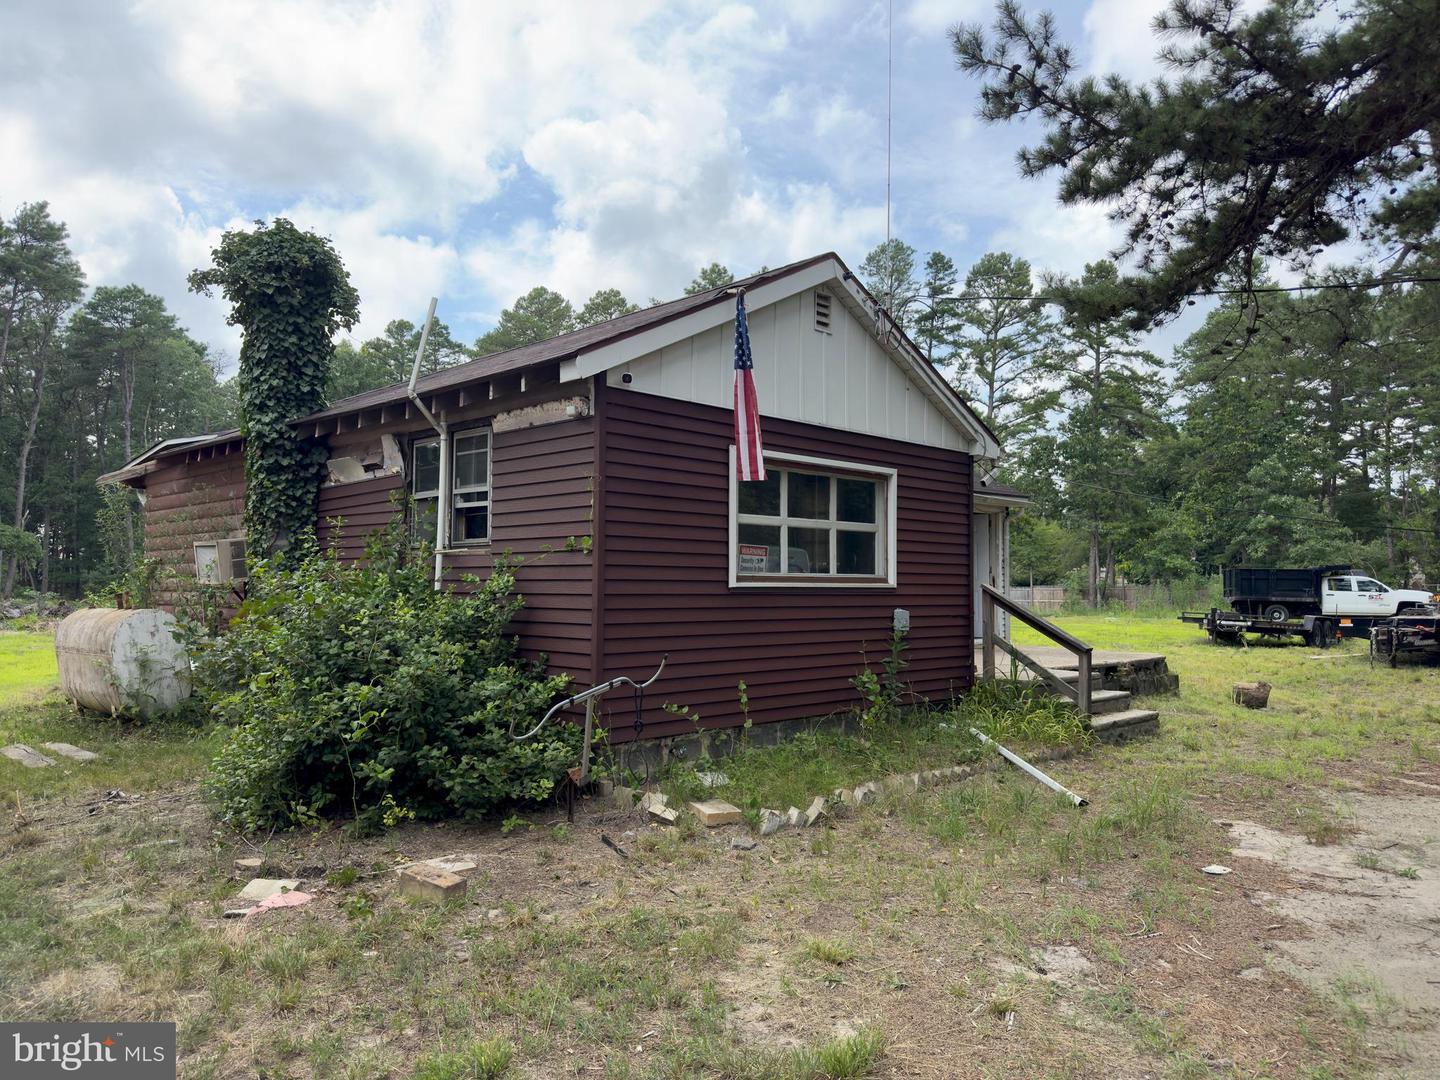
980,585,1092,654
980,584,1094,715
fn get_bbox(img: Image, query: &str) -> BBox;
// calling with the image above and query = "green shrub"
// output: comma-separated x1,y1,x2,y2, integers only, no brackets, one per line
195,539,575,831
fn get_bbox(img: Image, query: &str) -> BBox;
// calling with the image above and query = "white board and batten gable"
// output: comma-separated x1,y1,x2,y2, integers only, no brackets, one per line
560,257,998,459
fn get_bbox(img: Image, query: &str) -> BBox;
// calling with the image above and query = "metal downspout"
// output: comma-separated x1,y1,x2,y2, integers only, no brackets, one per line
406,298,447,589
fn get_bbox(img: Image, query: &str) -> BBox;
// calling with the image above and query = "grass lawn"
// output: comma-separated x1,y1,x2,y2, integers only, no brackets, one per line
2,616,1437,1078
0,629,58,705
0,630,222,802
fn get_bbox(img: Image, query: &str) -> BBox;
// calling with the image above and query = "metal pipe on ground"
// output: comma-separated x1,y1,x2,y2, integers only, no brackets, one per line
969,727,1088,808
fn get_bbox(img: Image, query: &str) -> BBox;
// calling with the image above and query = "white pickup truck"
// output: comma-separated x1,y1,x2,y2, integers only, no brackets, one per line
1319,573,1434,619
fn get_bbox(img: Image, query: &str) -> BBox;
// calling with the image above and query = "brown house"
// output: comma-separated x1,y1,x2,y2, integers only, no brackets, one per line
102,253,1011,749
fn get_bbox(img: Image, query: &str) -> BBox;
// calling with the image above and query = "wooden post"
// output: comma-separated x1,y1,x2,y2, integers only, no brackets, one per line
981,588,996,682
1077,649,1092,716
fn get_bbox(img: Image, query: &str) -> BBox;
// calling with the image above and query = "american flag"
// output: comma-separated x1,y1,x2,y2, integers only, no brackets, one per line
733,292,766,482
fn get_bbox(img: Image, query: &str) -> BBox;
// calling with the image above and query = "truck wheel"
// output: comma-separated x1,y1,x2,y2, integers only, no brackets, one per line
1263,604,1289,623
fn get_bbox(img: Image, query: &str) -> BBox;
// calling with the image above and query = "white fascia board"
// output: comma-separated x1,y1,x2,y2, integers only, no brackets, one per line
562,259,841,382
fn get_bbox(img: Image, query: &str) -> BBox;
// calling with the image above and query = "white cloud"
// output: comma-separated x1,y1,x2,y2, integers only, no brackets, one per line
1083,0,1170,81
990,198,1125,278
1,0,1147,369
902,0,986,36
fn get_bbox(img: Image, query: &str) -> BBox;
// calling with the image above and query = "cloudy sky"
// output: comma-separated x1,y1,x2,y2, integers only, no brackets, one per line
1,0,1182,368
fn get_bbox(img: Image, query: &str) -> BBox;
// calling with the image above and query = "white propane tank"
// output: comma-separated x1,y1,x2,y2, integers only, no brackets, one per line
54,608,192,718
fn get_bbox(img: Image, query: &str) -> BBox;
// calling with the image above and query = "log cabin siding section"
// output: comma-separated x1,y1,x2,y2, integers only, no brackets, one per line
597,386,974,742
140,452,245,609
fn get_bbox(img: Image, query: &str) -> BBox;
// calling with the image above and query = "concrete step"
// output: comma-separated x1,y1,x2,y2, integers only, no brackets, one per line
1089,689,1134,714
1088,708,1160,744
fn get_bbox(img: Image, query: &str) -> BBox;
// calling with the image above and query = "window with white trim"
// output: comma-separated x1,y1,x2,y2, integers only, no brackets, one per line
410,428,491,545
731,454,894,585
194,537,248,583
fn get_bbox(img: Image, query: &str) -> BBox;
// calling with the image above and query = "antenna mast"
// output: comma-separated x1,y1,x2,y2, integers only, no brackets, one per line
885,0,893,245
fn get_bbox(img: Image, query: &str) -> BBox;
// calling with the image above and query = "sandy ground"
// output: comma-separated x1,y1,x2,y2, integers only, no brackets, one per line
1226,781,1440,1077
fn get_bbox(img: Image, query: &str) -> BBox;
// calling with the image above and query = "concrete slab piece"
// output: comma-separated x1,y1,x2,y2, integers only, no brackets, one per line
2,744,54,768
237,878,300,902
40,741,99,762
397,856,479,879
803,796,827,827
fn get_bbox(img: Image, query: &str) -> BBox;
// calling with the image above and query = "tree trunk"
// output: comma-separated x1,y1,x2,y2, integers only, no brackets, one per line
3,319,55,600
39,512,50,596
121,357,137,559
0,281,23,426
1088,528,1100,606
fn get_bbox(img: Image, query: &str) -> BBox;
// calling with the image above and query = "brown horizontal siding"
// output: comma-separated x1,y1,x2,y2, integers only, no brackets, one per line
316,473,406,557
467,419,594,681
596,385,973,742
316,419,597,685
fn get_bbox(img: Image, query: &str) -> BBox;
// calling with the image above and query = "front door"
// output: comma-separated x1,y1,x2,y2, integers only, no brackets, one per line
1323,576,1354,615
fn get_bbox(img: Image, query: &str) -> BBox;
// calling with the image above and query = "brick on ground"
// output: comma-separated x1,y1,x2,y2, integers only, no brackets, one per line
688,799,742,827
398,864,467,903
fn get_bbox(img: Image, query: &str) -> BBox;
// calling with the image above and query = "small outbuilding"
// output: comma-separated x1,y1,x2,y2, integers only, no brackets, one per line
102,252,1020,748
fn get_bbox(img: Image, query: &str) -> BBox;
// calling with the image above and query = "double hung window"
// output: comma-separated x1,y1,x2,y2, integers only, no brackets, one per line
410,429,491,545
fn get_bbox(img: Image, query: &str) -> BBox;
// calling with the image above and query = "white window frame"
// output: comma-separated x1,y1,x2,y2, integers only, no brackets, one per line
449,429,492,545
728,448,898,588
410,428,492,547
193,536,247,583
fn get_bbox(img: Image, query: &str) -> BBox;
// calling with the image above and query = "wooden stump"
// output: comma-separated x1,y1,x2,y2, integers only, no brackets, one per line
1233,681,1272,709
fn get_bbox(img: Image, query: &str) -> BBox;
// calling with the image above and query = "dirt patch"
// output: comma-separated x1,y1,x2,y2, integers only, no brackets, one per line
1227,790,1440,1077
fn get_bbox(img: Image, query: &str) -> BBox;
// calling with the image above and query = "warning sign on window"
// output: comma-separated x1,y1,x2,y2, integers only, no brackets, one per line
738,544,769,573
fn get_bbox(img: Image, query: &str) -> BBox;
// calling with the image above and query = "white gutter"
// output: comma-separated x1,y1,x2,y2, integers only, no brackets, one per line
406,298,448,589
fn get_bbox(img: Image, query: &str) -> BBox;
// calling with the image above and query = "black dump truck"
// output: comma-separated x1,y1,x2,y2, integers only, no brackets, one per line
1223,565,1347,622
1181,566,1436,646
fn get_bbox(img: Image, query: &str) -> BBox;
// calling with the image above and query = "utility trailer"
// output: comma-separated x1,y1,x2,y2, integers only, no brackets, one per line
1369,611,1440,667
1179,608,1338,647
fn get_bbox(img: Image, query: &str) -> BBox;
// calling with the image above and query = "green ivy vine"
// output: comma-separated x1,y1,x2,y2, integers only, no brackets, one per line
189,219,359,558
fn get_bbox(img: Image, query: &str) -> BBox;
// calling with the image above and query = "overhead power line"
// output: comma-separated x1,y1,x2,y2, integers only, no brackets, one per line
924,273,1440,306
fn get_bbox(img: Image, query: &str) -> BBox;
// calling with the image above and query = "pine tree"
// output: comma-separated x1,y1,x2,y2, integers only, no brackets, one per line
952,252,1056,439
474,287,575,355
1049,261,1165,600
914,252,960,364
684,263,733,295
576,288,639,327
858,239,920,326
952,0,1440,323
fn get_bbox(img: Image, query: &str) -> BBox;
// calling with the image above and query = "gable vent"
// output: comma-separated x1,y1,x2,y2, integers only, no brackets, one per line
813,290,833,333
